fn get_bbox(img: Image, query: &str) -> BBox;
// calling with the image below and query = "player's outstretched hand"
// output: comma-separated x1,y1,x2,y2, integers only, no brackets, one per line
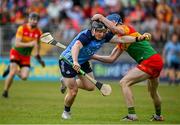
137,35,146,41
143,33,152,41
91,14,103,21
137,33,152,41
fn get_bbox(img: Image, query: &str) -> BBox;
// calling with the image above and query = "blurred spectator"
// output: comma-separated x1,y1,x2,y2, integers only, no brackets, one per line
169,15,180,38
128,3,145,23
141,13,157,33
59,0,73,10
47,0,61,20
66,5,84,25
151,19,168,49
82,1,92,19
168,0,180,10
142,0,156,17
38,9,49,32
0,0,11,25
163,32,180,85
105,0,125,22
0,0,179,56
28,0,46,14
14,11,25,25
125,3,145,31
91,0,105,16
156,0,173,23
55,11,80,44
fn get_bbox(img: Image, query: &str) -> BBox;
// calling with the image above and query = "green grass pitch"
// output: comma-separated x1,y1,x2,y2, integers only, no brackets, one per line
0,80,180,124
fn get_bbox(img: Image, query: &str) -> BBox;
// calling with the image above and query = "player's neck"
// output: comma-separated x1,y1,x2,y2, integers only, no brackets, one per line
27,23,37,29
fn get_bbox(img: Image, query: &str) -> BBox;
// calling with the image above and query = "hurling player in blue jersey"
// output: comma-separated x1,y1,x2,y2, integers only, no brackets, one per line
59,20,149,119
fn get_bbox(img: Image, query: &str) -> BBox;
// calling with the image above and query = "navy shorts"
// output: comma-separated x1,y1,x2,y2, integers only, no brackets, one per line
168,61,180,70
59,59,92,78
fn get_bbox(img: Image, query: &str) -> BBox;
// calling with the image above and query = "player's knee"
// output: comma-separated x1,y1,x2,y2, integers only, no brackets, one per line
9,70,16,77
119,80,129,88
21,75,28,80
69,88,78,97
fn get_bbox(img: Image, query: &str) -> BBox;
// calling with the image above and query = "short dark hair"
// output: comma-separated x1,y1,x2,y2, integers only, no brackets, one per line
91,21,107,31
29,12,40,21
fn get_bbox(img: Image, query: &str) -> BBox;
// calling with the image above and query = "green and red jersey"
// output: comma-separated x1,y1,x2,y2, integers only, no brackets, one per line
116,24,157,63
14,24,42,56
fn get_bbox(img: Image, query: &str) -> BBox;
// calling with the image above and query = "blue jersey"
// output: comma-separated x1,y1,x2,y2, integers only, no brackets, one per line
60,29,114,64
164,41,180,64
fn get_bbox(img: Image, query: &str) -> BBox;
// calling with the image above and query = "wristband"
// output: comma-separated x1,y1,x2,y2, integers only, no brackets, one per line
135,37,139,42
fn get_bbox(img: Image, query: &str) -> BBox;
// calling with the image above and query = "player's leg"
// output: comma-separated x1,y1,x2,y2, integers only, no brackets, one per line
16,55,31,80
18,66,30,80
64,78,78,108
120,67,150,121
168,68,175,85
62,77,78,119
174,63,180,86
2,62,19,98
60,61,94,93
64,78,78,107
77,72,95,91
148,78,164,121
175,69,180,86
60,77,67,94
2,49,21,98
2,65,10,78
167,62,176,85
77,61,95,90
60,75,95,94
59,59,78,119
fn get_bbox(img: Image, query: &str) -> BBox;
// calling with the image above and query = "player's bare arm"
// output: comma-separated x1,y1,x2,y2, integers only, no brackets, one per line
34,40,40,56
91,14,125,35
71,40,83,72
110,35,136,43
15,37,37,48
110,33,152,44
92,46,123,63
34,40,45,67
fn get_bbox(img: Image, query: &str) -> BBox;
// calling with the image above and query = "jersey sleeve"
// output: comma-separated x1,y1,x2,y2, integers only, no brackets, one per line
118,25,141,37
105,32,114,43
16,26,23,39
39,29,43,37
116,43,124,51
38,29,43,43
76,33,90,46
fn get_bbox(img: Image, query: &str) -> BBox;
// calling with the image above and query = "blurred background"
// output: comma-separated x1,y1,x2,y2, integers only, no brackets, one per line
0,0,180,82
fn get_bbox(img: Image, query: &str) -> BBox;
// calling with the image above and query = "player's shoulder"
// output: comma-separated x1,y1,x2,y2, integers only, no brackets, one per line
124,24,136,33
17,24,30,32
21,23,29,28
80,29,91,35
117,24,137,35
166,41,173,46
17,24,26,30
35,27,42,34
116,43,124,51
116,42,132,51
78,29,92,39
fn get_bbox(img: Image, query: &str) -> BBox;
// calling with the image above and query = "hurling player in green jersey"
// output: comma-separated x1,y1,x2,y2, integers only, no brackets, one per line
92,13,164,121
